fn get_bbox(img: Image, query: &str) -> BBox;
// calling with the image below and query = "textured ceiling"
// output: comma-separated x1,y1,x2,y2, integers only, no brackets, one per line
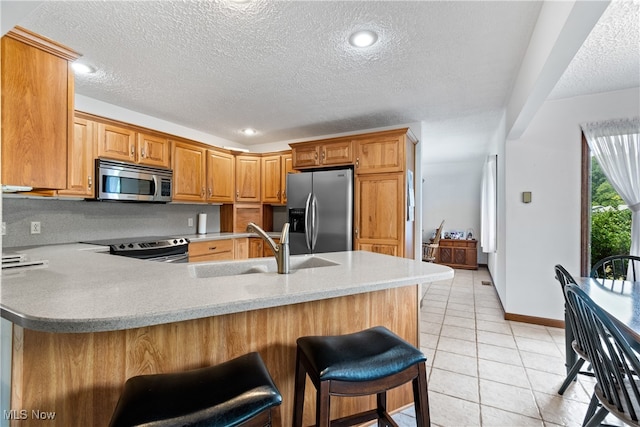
549,0,640,99
13,0,640,164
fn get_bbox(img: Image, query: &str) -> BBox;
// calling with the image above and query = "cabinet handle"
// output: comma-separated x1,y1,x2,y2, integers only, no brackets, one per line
130,145,135,157
201,187,205,197
283,191,286,200
208,188,212,198
322,150,325,161
141,148,145,158
209,247,217,251
236,190,240,199
355,228,359,237
88,176,92,189
355,157,359,168
277,190,280,198
314,152,318,160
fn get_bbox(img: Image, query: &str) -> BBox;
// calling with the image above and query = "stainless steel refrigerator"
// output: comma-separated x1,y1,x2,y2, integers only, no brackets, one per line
287,168,353,255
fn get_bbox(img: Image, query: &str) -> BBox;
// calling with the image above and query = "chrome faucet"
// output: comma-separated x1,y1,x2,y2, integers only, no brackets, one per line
246,222,290,274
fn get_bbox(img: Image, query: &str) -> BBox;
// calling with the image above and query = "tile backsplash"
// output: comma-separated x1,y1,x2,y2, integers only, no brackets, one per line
2,197,221,248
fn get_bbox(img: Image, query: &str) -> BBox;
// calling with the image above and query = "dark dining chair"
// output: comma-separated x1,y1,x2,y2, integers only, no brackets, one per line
591,255,640,281
564,283,640,427
555,265,594,395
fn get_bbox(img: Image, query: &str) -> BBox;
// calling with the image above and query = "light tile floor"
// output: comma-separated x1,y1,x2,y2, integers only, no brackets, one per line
391,267,627,427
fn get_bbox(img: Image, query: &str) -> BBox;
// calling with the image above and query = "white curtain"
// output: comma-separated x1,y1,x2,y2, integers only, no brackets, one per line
481,155,497,253
582,118,640,273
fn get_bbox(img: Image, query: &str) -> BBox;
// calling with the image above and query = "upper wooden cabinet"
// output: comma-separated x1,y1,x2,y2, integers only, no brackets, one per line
1,27,79,189
291,140,352,169
206,149,235,203
59,117,95,197
261,152,293,205
355,130,408,174
97,123,169,168
136,133,170,167
261,155,282,204
171,141,206,202
235,154,261,202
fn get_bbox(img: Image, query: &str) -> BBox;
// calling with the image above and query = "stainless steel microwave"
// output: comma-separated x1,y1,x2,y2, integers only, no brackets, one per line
95,159,173,202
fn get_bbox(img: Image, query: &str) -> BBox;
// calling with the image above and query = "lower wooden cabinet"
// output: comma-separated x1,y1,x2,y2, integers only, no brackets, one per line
436,239,478,270
188,239,234,262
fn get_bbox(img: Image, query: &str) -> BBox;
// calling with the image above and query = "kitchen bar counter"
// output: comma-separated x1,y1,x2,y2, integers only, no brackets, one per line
1,244,452,426
1,244,452,333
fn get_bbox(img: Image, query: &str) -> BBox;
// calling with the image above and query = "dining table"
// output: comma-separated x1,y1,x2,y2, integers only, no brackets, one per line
565,276,640,373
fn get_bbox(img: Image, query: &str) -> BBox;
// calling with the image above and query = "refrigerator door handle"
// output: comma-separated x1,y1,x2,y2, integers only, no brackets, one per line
311,194,319,251
304,192,313,252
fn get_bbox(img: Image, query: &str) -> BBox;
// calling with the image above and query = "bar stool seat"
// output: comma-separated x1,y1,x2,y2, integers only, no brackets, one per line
293,326,430,427
109,352,282,427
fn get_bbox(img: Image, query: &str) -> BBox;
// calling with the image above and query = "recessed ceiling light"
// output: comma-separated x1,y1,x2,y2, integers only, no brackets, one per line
241,128,257,136
72,62,95,74
349,30,378,48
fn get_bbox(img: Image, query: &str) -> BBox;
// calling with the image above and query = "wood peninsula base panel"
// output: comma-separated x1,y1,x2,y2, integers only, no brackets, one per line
10,286,419,427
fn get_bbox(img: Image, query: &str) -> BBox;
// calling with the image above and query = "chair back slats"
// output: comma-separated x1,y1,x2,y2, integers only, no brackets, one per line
564,283,640,423
555,265,582,349
591,255,640,281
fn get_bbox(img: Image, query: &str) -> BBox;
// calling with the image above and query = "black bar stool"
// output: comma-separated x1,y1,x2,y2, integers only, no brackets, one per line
293,326,430,427
109,352,282,427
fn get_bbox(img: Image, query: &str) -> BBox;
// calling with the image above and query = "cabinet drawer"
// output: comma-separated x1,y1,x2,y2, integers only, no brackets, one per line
189,239,234,260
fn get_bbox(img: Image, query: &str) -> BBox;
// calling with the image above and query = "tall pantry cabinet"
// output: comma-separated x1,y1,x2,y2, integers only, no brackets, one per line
353,129,417,259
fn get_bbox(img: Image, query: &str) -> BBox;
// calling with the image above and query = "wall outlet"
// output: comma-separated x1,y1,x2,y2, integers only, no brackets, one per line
1,222,5,236
30,221,41,234
188,218,194,227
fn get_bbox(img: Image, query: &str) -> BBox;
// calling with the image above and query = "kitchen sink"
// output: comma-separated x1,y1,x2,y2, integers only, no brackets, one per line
188,255,339,278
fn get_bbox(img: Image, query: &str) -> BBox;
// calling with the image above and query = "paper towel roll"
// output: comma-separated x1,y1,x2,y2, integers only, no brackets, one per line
197,213,207,234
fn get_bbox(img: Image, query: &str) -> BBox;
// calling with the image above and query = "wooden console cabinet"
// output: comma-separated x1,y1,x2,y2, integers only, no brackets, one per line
436,239,478,270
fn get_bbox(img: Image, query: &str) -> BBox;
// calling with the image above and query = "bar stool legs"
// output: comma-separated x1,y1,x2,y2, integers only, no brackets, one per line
292,326,430,427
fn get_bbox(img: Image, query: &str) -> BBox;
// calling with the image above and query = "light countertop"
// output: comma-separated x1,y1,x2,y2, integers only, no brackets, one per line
1,244,453,333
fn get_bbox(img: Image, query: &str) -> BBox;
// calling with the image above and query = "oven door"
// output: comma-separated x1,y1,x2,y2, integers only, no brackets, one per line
147,253,189,263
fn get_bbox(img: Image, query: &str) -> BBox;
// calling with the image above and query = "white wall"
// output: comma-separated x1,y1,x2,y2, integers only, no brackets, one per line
502,87,640,321
422,160,487,264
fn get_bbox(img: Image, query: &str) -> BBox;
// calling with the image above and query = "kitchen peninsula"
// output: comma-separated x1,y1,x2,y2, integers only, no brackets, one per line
1,243,452,426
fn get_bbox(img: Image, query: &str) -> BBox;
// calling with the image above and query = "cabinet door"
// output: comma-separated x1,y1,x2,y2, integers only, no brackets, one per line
236,155,261,202
172,141,206,202
234,238,249,260
1,36,71,189
281,153,294,205
321,141,352,166
97,123,136,162
356,243,398,257
261,155,282,204
355,135,403,174
207,149,235,203
137,133,169,167
59,118,95,197
249,238,264,258
354,173,404,257
291,145,319,169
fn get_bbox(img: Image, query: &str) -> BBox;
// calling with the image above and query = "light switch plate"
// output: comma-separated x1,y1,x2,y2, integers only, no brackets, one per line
522,191,532,203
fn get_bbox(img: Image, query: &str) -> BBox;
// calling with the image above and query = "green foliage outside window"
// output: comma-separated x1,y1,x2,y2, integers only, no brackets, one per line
591,157,632,267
